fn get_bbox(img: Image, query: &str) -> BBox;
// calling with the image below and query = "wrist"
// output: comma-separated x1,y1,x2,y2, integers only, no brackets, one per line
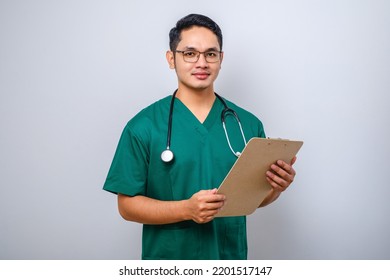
260,189,281,207
178,199,192,221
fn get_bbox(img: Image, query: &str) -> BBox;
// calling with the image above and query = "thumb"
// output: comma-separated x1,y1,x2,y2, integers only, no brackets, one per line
210,188,218,194
291,156,297,166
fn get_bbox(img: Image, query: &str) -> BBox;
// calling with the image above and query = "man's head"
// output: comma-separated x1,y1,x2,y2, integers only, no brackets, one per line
166,14,224,93
169,14,223,51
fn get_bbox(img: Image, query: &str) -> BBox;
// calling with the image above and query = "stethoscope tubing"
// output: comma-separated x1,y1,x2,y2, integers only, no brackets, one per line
161,90,247,163
166,90,177,150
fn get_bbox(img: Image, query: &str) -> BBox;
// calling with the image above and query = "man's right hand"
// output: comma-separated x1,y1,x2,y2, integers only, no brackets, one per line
185,189,226,224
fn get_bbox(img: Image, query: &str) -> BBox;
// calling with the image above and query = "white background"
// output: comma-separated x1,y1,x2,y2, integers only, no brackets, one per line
1,0,389,259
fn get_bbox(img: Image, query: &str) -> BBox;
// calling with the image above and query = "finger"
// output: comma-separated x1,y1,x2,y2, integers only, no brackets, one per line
205,200,225,211
266,175,286,192
197,215,215,224
204,193,226,203
196,197,225,211
266,170,289,190
291,156,297,165
270,163,295,185
276,160,296,176
194,190,223,201
270,163,289,179
196,209,221,223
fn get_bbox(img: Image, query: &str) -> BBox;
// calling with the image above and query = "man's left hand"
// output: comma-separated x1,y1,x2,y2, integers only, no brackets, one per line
266,156,297,192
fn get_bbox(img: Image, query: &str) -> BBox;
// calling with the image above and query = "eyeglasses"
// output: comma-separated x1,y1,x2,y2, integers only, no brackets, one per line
175,50,222,63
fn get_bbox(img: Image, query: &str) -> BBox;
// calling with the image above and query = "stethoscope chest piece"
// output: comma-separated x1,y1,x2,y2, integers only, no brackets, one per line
161,149,174,163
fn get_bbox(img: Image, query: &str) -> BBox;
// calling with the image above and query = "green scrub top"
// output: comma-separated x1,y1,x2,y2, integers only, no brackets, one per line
103,94,265,259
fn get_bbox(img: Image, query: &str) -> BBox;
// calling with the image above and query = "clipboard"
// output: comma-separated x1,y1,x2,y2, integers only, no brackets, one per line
216,137,303,217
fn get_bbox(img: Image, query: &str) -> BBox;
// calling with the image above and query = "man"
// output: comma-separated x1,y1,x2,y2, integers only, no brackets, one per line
103,14,296,260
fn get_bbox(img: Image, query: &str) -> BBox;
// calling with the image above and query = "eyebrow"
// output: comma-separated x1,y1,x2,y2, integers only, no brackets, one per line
182,46,221,52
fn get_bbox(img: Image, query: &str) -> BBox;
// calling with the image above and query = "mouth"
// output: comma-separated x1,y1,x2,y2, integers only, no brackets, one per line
192,72,210,80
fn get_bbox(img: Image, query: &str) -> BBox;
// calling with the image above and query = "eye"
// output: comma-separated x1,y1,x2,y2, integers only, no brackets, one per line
183,51,197,58
206,51,218,57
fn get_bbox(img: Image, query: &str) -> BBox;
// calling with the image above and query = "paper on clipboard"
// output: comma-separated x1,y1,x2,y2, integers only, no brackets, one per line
216,137,303,217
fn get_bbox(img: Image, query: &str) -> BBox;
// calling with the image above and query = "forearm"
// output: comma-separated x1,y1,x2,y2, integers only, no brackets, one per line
118,194,189,225
259,189,281,208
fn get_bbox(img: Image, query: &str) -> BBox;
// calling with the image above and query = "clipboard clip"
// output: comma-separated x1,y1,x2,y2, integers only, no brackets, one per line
267,137,290,141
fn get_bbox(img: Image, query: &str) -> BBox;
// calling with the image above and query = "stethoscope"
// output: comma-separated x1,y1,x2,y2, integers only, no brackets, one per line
161,90,247,163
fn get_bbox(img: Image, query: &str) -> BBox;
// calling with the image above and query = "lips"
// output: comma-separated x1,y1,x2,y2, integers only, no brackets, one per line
192,72,210,80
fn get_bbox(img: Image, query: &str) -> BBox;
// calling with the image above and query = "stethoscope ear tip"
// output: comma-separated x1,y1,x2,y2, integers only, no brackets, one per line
235,151,241,157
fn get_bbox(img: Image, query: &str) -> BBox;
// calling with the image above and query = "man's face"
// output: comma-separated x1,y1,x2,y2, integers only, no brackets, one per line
167,26,223,92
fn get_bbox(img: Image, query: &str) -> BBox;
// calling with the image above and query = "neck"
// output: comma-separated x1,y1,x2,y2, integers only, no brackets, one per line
176,87,215,105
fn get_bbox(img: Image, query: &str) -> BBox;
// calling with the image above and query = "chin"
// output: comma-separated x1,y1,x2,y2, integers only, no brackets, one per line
192,80,214,90
193,85,213,92
179,78,215,92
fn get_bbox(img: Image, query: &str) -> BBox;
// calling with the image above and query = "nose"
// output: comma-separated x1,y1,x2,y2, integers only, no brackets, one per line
196,53,208,67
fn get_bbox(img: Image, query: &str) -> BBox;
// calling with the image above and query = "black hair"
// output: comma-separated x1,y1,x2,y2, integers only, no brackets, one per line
169,14,223,51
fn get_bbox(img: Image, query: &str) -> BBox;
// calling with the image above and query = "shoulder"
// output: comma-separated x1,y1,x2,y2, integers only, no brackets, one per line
118,95,171,145
223,97,263,124
126,96,171,130
221,96,266,137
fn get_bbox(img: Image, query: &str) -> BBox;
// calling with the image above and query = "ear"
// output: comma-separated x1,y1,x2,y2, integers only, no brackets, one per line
166,50,175,69
219,51,224,68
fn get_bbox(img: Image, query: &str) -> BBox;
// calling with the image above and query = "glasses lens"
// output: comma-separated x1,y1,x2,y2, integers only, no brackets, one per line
181,51,220,63
182,51,198,62
204,51,220,63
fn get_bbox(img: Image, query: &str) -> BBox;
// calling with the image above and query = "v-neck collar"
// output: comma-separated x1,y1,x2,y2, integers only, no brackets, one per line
174,96,223,131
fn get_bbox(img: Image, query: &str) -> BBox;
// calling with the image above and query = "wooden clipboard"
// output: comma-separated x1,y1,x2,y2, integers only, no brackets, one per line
216,137,303,217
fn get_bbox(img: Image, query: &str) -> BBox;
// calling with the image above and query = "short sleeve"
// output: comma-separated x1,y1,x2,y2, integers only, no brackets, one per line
258,121,266,138
103,123,149,196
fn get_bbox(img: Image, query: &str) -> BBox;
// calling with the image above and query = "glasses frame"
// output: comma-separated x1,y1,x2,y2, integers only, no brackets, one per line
175,50,222,63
